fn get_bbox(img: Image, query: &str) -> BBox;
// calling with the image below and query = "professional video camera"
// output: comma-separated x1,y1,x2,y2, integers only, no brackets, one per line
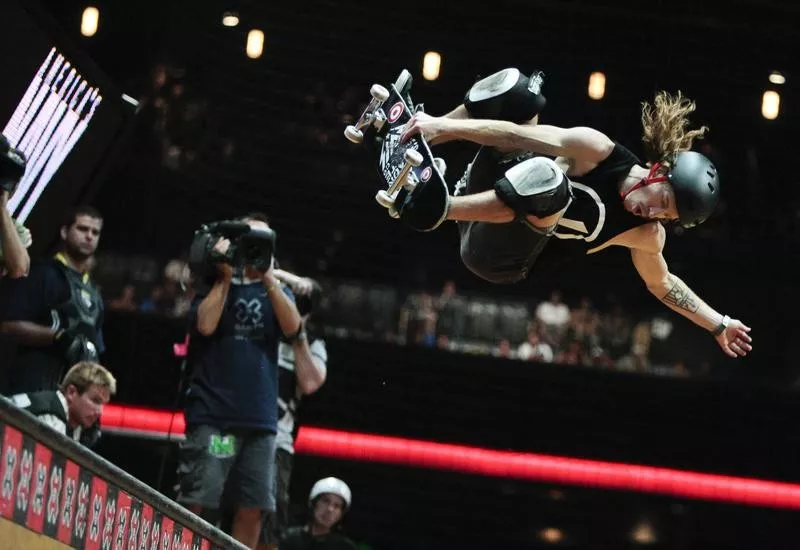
188,220,276,278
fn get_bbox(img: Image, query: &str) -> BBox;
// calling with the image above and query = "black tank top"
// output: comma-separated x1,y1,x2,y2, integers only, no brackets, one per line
549,142,647,257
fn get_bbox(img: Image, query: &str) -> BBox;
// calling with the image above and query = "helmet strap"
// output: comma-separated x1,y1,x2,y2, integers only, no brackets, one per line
620,162,668,201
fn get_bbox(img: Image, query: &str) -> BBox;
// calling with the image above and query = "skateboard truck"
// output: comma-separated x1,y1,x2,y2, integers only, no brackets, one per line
344,85,390,144
376,155,448,219
375,148,423,212
344,69,450,231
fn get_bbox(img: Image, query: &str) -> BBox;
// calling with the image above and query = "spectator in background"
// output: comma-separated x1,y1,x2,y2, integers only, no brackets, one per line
0,206,105,393
435,280,467,341
555,339,589,367
269,270,327,549
87,251,712,376
535,290,570,347
164,255,195,316
8,361,116,448
617,319,653,372
494,338,513,358
517,324,554,362
601,304,633,361
281,477,357,550
108,284,138,312
398,292,438,346
139,285,169,314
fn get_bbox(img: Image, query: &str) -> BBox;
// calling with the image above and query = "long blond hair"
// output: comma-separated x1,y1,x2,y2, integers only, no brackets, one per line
641,91,708,169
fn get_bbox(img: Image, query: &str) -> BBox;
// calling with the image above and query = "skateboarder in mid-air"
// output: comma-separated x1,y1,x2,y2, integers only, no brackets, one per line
392,68,751,359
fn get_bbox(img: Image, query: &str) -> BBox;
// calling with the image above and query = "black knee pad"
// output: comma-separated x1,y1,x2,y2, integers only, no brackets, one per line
494,157,571,220
464,68,546,123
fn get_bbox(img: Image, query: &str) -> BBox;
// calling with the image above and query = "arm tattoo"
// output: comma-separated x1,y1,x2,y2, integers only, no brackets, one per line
662,279,700,313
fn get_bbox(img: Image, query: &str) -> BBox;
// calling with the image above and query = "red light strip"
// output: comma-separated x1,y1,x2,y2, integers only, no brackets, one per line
100,404,800,510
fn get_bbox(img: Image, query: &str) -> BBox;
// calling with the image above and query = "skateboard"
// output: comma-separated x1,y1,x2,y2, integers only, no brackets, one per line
344,70,448,232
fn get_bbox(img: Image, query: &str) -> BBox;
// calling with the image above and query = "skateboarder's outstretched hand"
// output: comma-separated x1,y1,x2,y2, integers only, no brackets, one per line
400,113,454,145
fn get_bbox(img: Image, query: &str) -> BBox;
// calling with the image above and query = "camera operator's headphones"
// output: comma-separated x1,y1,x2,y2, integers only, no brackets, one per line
1,134,27,194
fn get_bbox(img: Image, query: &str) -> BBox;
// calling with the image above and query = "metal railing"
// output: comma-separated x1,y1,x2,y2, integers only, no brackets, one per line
0,395,247,550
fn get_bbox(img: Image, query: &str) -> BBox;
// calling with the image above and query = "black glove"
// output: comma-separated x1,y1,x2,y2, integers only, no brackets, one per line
54,329,99,365
1,134,26,194
79,421,102,448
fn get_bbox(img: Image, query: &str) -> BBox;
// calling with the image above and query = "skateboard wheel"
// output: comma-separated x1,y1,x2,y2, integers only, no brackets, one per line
375,190,395,209
405,148,423,167
344,125,363,144
370,84,390,102
388,206,400,219
434,157,447,177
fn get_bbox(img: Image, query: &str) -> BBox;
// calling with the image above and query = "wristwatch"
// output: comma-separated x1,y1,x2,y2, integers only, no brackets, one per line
285,321,307,344
713,314,730,336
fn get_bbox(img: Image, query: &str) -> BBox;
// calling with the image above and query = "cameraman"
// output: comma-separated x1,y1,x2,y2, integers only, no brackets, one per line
0,134,30,279
176,213,303,550
0,206,104,394
221,269,327,550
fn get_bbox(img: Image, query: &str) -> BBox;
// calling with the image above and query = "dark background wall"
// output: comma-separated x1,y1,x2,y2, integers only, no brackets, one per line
5,0,800,548
96,312,800,549
32,0,800,381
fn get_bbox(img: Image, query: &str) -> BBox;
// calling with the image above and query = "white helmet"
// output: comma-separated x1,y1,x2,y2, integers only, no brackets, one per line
309,477,352,509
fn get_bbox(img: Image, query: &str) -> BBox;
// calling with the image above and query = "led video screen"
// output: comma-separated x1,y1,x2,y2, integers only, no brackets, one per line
0,0,134,251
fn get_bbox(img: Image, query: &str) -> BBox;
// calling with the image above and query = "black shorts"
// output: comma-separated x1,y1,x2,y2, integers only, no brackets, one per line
458,218,549,285
176,424,277,511
457,148,550,285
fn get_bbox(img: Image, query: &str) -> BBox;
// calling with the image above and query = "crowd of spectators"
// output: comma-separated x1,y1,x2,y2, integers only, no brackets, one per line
95,252,700,378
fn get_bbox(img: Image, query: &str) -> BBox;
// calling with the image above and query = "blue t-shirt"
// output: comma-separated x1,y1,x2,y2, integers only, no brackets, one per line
184,278,293,432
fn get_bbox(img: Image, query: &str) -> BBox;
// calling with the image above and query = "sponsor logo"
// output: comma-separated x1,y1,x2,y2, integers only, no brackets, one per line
74,479,90,541
387,101,404,123
15,447,33,514
46,464,62,527
1,445,19,508
102,491,116,549
89,491,103,542
128,504,140,549
420,166,432,182
61,474,76,531
0,420,216,549
31,458,47,516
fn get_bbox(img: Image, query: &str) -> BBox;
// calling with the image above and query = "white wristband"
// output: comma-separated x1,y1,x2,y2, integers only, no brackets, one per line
713,314,730,336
